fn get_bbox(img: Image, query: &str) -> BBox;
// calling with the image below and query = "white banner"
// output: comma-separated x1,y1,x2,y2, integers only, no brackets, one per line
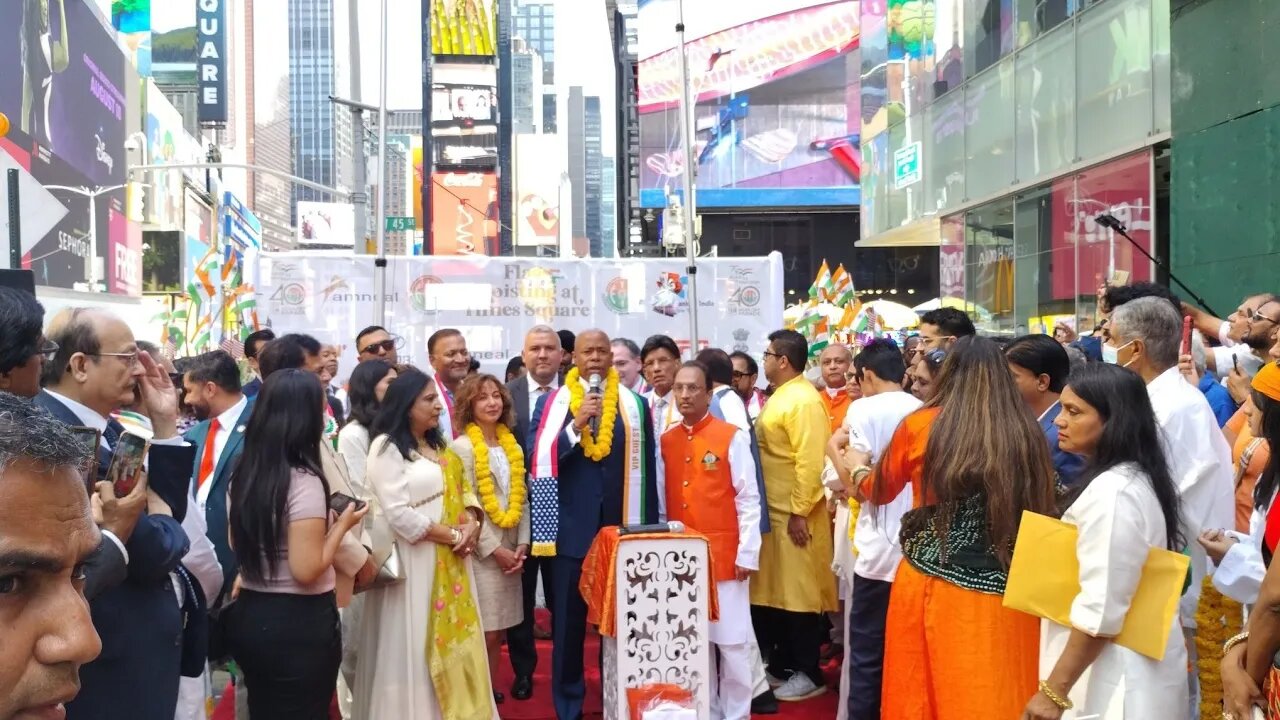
258,252,784,376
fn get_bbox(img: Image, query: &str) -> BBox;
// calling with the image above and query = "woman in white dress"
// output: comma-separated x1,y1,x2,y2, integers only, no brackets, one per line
352,368,498,720
1021,363,1189,720
450,373,531,705
338,359,398,495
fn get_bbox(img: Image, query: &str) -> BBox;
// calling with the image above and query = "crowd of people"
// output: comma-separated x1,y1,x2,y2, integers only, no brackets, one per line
1,280,1280,720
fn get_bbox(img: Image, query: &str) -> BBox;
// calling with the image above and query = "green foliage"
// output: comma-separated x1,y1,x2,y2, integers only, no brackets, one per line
152,26,197,63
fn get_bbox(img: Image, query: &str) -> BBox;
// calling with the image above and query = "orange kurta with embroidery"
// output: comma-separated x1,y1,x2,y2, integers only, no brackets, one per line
859,407,1039,720
820,389,853,434
662,415,741,582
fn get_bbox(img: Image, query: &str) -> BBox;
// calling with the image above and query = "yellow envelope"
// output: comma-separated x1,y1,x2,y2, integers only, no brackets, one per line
1002,510,1189,661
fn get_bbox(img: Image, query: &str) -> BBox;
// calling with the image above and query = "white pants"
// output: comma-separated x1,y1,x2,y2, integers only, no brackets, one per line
748,634,769,696
711,642,755,720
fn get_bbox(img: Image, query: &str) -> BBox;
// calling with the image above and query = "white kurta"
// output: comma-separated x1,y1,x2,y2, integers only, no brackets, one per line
708,428,761,645
353,437,498,720
1039,463,1189,719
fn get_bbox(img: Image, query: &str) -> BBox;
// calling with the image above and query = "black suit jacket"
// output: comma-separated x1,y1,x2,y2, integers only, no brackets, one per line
35,391,194,720
508,375,534,458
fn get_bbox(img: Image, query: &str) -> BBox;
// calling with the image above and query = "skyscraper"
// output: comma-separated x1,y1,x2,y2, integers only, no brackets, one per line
567,87,604,257
289,0,354,214
246,0,294,248
512,0,556,133
510,38,545,134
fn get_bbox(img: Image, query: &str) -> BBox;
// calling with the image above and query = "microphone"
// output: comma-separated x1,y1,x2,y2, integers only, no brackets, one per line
618,521,686,536
1094,213,1120,230
587,373,603,436
1092,213,1218,318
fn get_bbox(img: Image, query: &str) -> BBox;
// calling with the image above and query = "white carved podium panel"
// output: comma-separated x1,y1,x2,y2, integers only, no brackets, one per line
601,535,712,720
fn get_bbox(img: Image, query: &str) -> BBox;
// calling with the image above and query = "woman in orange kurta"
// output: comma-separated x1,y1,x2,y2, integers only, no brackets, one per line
852,336,1058,720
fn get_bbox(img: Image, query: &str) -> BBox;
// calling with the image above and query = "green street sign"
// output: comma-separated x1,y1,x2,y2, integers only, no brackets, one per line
385,216,415,232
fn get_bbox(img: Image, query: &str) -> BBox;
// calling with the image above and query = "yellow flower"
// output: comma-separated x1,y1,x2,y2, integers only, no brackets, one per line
466,423,527,529
565,367,620,462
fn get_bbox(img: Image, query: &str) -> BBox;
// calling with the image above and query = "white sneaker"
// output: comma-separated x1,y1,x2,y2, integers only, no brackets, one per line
764,670,789,689
774,673,825,702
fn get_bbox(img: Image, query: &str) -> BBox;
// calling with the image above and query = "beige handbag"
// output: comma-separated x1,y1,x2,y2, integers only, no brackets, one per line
357,496,405,592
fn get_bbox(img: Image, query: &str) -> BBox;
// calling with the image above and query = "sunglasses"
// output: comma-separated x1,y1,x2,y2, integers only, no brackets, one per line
731,370,751,379
360,337,403,355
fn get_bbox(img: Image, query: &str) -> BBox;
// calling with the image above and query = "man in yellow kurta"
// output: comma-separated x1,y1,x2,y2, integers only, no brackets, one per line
751,329,838,702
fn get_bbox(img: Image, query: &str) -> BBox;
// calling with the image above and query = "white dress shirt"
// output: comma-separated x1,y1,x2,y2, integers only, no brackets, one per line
713,386,752,433
1147,366,1235,627
196,394,249,512
528,375,560,420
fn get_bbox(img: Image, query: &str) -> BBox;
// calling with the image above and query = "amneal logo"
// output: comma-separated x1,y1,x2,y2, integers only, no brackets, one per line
443,173,485,188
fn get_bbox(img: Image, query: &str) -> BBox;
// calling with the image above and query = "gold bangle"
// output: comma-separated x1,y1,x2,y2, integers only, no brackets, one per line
1223,631,1250,654
1038,680,1073,710
851,466,872,483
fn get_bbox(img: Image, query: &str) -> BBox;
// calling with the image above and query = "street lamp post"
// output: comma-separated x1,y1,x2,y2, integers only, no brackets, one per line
43,184,126,292
373,0,391,326
674,0,700,352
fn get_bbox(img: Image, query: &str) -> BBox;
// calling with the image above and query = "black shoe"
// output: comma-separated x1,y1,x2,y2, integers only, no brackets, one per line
511,675,533,701
751,690,779,715
494,690,506,705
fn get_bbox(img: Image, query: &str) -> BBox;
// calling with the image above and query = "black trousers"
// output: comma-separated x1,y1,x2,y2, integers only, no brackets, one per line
845,575,892,720
508,554,556,678
227,589,341,720
752,605,826,686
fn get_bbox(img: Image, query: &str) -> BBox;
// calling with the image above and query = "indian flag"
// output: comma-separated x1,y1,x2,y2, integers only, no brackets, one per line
838,300,861,331
809,260,832,301
809,317,830,356
832,264,856,307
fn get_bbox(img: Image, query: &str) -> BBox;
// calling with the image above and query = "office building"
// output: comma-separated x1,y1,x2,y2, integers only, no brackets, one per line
612,3,640,254
566,87,605,257
512,0,556,132
289,0,355,214
511,38,545,134
246,0,295,248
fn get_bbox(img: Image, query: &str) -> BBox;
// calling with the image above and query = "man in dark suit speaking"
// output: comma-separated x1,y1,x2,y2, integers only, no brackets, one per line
505,325,564,701
528,329,659,720
37,308,194,720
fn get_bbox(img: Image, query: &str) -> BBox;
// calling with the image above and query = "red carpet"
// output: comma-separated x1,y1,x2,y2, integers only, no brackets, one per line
214,609,840,719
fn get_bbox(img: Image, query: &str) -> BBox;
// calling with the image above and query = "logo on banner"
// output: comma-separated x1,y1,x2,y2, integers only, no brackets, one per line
409,275,444,314
269,282,309,315
319,277,351,304
651,273,688,317
732,328,751,353
729,285,761,314
603,277,629,314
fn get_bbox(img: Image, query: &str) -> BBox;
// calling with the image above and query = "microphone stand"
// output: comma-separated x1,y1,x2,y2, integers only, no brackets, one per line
1096,214,1218,318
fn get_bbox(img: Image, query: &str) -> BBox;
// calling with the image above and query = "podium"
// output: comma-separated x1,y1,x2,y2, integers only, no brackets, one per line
580,527,716,720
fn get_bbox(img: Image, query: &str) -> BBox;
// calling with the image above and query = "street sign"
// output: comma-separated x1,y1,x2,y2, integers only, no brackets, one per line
893,141,922,190
385,216,415,232
0,151,70,268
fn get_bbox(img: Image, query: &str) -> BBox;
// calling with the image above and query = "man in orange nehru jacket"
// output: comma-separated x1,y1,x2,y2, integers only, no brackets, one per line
663,362,762,720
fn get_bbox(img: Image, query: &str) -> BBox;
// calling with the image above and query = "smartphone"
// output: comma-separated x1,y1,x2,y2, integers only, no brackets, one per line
328,492,367,515
1233,354,1241,373
1181,315,1192,356
67,426,101,490
106,431,149,497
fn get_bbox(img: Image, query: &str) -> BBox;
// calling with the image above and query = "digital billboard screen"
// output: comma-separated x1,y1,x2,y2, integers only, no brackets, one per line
0,0,135,290
430,171,498,256
637,0,861,209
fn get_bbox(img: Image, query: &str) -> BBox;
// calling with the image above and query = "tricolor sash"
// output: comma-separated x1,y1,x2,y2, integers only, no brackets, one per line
529,384,647,556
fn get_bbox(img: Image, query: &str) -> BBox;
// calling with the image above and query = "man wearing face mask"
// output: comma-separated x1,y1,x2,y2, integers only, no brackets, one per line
1104,296,1233,706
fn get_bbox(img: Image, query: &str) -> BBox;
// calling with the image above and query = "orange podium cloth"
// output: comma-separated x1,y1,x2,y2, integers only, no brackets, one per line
580,526,720,638
626,684,694,720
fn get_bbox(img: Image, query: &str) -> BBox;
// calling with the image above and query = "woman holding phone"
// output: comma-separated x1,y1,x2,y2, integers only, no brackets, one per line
450,373,531,703
353,369,495,719
225,369,368,718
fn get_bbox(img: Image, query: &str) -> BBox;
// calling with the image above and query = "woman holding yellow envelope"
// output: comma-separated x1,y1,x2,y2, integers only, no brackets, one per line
1020,363,1188,719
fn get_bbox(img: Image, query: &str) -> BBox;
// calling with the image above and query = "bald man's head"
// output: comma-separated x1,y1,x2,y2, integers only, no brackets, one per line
574,329,612,378
819,343,853,391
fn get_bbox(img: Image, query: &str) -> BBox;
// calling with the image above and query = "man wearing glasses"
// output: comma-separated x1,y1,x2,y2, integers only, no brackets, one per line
355,325,402,366
240,329,276,398
37,307,196,720
0,286,56,398
912,308,975,368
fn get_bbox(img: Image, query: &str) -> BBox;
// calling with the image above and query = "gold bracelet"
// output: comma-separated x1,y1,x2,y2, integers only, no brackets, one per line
1038,680,1073,710
850,466,872,483
1223,631,1250,654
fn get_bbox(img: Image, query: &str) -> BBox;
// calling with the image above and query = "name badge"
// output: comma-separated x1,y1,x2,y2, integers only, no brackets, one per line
701,451,719,471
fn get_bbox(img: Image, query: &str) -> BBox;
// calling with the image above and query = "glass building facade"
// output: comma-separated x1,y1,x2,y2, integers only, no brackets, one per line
858,0,1170,335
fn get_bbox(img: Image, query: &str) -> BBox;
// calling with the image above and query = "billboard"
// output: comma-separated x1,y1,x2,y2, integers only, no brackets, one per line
637,0,861,209
144,81,194,229
196,0,227,124
514,134,562,247
432,64,498,169
432,84,497,130
297,202,356,248
0,0,136,290
430,171,498,256
429,0,497,57
112,0,152,76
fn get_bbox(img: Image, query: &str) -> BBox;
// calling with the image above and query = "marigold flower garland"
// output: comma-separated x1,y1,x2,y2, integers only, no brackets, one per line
466,423,527,529
1195,575,1243,719
566,367,620,462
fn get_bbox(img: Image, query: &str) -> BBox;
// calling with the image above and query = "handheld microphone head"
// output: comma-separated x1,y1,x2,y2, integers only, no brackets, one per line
587,373,603,393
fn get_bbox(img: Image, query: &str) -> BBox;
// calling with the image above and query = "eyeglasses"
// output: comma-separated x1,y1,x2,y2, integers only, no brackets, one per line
731,370,751,379
1250,310,1280,325
91,351,142,368
360,336,402,355
37,340,59,362
762,350,781,360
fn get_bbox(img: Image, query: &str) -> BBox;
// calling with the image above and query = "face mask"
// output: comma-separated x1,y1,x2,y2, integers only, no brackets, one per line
1102,340,1135,366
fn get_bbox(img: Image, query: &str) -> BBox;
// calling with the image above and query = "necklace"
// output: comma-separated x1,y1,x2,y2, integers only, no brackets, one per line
466,423,527,528
566,367,620,461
